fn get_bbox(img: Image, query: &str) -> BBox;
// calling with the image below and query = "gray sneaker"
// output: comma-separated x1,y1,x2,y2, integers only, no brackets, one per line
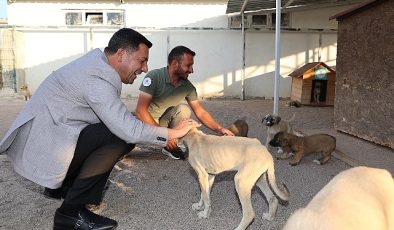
162,147,185,160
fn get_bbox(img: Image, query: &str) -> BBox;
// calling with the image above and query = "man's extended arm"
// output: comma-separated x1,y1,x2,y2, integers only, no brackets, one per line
136,91,180,150
188,100,234,136
135,91,158,126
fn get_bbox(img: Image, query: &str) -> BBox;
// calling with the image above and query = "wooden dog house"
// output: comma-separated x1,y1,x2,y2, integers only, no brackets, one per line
289,62,336,106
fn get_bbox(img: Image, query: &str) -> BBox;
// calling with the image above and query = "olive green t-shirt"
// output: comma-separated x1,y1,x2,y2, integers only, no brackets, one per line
139,67,198,120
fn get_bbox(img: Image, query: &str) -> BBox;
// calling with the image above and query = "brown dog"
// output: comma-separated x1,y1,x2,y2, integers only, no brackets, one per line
269,131,336,166
285,100,302,108
283,166,394,230
228,118,248,137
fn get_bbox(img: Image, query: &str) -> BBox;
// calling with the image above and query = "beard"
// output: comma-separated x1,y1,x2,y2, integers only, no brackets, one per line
175,67,189,80
126,71,139,84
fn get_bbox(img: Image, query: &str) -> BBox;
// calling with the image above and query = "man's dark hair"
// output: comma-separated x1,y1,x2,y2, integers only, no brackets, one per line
105,28,152,54
168,46,196,65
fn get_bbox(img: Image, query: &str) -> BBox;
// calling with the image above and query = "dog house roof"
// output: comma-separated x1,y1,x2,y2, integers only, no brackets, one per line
288,62,336,79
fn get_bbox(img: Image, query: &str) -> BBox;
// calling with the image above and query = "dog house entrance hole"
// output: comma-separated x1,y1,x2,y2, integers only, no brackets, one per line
311,80,327,103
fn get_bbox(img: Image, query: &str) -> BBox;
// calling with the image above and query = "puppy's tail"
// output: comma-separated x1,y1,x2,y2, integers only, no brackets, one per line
265,169,289,206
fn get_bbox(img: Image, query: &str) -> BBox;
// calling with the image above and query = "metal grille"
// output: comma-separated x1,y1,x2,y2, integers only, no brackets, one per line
226,0,364,14
0,29,16,95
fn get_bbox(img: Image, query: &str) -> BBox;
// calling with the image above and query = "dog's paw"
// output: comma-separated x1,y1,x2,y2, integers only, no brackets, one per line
177,142,187,152
277,155,290,160
313,159,322,165
197,210,210,219
192,202,204,211
262,213,274,221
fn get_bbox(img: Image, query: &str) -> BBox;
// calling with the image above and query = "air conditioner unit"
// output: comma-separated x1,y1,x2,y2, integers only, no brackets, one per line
270,12,291,28
228,14,250,29
250,14,269,28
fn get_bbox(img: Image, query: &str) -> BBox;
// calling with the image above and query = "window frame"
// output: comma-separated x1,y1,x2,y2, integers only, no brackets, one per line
64,9,125,26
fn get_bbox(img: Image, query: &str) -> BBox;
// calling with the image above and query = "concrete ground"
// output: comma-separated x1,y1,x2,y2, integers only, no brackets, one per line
0,97,393,230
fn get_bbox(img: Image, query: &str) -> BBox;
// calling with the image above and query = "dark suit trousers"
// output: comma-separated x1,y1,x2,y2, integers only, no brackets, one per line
62,123,134,205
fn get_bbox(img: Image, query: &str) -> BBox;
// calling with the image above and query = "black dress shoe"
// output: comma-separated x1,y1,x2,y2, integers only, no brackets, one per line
53,208,117,230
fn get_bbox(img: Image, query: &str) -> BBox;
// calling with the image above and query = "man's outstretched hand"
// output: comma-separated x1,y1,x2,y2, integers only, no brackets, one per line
167,119,201,142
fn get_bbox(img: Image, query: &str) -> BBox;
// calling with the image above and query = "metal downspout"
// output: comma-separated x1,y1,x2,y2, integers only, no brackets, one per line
241,12,245,100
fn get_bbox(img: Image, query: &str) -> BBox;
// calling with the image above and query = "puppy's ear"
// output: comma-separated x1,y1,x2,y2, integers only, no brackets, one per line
281,139,290,148
262,114,269,122
273,131,281,140
279,134,289,146
276,117,281,123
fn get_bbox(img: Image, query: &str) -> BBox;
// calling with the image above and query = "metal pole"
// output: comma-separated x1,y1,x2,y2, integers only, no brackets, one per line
89,27,94,51
273,0,281,115
241,12,245,101
240,0,249,101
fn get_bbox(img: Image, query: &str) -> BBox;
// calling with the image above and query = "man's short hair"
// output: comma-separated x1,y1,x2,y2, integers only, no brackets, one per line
105,28,152,54
168,46,196,65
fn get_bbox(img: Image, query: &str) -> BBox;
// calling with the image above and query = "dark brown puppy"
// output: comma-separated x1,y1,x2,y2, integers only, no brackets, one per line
269,131,336,166
228,119,248,137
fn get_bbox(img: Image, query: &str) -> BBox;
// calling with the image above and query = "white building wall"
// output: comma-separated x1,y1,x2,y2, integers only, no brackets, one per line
125,4,228,28
291,6,351,29
7,2,228,28
4,2,344,99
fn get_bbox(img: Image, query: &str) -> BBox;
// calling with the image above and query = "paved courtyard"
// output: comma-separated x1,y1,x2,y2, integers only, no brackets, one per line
0,97,393,230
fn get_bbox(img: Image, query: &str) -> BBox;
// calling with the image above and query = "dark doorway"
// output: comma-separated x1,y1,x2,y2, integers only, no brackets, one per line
311,80,327,103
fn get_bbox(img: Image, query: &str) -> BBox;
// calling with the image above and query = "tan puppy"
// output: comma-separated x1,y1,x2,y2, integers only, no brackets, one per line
20,85,31,101
269,131,336,166
262,114,296,146
313,81,322,103
283,166,394,230
262,114,300,155
228,118,249,137
179,128,289,230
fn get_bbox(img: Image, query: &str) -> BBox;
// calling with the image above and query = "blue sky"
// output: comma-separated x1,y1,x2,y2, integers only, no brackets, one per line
0,0,7,19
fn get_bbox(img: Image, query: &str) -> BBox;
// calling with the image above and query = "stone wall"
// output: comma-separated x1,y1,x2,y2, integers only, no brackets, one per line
334,0,394,149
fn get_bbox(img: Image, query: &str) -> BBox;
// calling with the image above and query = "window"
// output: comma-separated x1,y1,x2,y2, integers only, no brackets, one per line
107,12,124,25
65,12,82,26
64,10,125,26
86,12,103,25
